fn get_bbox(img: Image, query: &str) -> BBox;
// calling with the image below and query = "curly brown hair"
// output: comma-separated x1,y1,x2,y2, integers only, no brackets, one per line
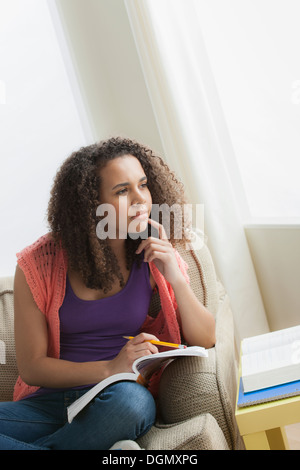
47,136,190,292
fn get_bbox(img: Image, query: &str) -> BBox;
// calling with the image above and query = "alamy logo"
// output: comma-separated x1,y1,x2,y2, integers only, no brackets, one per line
0,340,6,364
96,201,205,250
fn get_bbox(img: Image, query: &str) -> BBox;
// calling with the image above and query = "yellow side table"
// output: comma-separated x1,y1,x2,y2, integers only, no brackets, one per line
235,361,300,450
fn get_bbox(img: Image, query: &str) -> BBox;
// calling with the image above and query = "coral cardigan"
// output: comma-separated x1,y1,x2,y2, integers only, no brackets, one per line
14,233,189,401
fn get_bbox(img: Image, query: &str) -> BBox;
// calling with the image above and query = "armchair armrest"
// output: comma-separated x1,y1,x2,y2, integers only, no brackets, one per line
137,413,229,450
156,282,244,450
0,276,18,402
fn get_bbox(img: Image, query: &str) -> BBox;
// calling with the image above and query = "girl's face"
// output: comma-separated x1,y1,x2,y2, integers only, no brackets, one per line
98,155,152,238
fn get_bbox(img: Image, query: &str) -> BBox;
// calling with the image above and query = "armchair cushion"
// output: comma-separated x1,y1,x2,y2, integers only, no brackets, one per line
0,276,18,402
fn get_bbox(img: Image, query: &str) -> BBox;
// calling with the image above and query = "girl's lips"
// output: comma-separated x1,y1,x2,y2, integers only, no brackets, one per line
130,212,148,220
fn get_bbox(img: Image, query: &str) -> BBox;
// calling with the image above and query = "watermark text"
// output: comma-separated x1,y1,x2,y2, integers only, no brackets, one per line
96,201,205,250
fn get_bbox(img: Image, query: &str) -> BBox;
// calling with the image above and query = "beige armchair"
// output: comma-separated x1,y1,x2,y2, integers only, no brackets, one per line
0,240,244,450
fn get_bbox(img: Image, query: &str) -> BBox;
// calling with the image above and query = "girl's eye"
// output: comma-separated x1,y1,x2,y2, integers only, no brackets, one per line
116,182,148,196
116,188,128,195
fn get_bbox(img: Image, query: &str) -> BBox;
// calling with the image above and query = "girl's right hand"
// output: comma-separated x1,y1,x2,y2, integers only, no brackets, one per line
108,333,159,375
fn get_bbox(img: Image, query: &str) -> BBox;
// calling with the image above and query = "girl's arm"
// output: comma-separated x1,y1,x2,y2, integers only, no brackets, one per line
170,276,216,348
14,265,158,388
136,219,216,349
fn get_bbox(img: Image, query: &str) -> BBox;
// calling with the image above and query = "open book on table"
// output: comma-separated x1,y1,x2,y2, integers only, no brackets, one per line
241,324,300,394
67,346,208,423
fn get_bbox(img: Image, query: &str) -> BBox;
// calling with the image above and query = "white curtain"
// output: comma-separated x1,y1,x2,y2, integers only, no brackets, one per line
125,0,270,341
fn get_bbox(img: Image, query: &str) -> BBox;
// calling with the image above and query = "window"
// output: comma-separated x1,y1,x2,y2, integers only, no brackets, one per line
195,0,300,219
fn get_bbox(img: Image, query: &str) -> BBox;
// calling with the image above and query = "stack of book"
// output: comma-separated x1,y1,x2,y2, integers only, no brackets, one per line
237,325,300,407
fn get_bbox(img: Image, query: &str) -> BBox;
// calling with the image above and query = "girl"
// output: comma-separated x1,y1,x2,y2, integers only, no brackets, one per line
0,137,215,450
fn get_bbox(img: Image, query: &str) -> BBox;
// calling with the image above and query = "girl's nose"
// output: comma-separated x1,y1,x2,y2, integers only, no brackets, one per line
131,188,146,205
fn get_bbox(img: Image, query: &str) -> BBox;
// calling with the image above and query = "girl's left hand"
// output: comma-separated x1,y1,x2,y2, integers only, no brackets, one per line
135,218,184,287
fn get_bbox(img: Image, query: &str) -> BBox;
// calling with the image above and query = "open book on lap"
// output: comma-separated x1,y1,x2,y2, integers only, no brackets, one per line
67,346,207,423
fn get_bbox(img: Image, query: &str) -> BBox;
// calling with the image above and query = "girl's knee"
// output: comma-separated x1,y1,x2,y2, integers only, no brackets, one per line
101,382,156,433
124,382,156,417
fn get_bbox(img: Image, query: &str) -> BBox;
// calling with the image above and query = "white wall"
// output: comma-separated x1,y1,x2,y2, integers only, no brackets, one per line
0,0,89,276
245,226,300,331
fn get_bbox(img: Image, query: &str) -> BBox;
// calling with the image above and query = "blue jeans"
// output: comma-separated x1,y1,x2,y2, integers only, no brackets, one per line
0,382,156,450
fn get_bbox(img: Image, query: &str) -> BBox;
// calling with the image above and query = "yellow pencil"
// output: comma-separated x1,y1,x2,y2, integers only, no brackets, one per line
123,336,187,349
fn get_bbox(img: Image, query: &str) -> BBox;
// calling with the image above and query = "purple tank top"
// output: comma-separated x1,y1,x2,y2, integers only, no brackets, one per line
59,259,153,362
25,258,153,398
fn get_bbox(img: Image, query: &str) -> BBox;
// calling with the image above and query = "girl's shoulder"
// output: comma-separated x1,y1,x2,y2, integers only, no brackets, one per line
16,232,66,314
17,232,62,258
16,231,66,284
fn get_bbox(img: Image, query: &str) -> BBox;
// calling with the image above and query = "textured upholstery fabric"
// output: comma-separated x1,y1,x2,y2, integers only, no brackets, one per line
137,413,230,450
0,276,18,401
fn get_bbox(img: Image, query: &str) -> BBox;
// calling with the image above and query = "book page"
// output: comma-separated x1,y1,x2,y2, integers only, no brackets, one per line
132,346,207,377
241,342,298,376
242,325,300,356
